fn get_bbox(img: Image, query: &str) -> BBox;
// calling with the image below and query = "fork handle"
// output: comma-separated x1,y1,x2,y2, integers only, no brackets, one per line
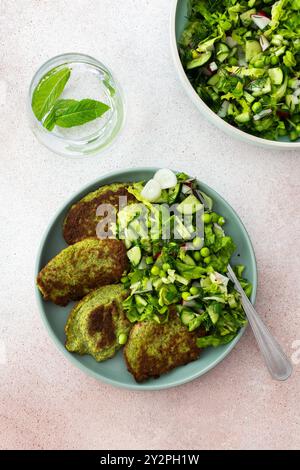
237,284,292,381
227,265,292,381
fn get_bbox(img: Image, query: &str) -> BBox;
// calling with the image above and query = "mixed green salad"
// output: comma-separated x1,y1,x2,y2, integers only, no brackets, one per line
179,0,300,141
117,169,252,348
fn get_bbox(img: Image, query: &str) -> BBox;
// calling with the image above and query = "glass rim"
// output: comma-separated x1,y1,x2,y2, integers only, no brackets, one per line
27,52,125,145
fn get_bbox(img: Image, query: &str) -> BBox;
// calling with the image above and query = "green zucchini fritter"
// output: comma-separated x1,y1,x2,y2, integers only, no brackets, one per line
37,238,128,306
124,312,203,382
63,183,137,245
65,284,131,362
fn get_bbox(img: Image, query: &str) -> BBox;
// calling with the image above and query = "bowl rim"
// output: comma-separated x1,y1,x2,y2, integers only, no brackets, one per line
170,0,300,150
35,167,258,390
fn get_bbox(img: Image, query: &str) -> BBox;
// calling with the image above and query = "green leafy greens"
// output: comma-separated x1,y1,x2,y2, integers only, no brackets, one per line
179,0,300,141
44,99,110,130
120,173,252,349
32,67,110,131
32,67,71,121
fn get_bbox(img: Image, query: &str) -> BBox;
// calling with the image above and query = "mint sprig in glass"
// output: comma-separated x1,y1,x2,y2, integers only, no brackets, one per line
28,53,124,157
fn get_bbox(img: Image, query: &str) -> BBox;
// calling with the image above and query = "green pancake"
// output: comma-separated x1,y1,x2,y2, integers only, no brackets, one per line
37,238,128,306
63,183,137,244
65,284,131,362
124,311,204,382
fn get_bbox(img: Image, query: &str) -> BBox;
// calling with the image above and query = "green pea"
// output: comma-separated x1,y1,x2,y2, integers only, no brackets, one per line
159,269,166,278
121,276,128,284
202,213,211,224
192,236,203,249
163,263,171,271
200,247,210,257
218,216,225,226
270,55,279,65
182,291,190,300
146,256,154,265
204,256,211,264
118,333,128,345
228,57,238,66
210,212,219,223
151,265,160,276
190,286,199,295
290,130,298,141
252,102,262,113
254,58,264,68
193,251,201,262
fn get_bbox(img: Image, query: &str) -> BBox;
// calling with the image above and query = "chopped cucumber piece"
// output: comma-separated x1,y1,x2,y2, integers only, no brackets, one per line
124,239,132,249
249,77,271,97
174,274,190,286
125,226,139,242
135,295,147,307
140,239,152,253
207,72,220,86
177,194,203,215
127,246,141,267
187,51,212,69
216,43,229,63
183,254,196,266
137,258,147,269
268,67,283,85
245,40,261,62
240,9,256,26
173,216,192,240
235,112,251,123
272,75,288,101
198,191,213,210
244,91,255,103
207,308,219,325
181,309,195,325
168,183,181,203
152,278,163,290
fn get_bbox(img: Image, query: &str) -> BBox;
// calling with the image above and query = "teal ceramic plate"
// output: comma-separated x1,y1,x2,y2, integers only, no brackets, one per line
35,168,257,390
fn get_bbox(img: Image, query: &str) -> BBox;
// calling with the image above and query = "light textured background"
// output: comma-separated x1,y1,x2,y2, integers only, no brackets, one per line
1,0,300,451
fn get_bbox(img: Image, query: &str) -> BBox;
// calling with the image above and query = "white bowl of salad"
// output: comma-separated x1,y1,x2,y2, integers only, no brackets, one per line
171,0,300,149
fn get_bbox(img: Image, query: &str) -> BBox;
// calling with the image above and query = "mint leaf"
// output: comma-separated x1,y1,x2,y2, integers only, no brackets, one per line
43,99,76,131
52,99,110,128
32,67,71,121
43,108,56,131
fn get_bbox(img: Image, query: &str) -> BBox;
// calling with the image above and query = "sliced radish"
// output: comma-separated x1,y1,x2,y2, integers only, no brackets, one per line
276,110,290,119
259,35,270,51
293,88,300,98
218,100,229,118
238,47,247,66
257,10,269,18
141,179,161,202
226,36,237,48
253,109,272,121
209,61,218,72
182,184,192,195
290,79,300,90
251,14,271,30
153,168,177,189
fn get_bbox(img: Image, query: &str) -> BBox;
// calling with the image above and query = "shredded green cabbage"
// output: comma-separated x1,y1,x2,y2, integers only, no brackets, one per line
179,0,300,141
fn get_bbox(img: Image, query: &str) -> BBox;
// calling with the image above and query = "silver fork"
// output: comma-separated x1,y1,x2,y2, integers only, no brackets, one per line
227,264,293,381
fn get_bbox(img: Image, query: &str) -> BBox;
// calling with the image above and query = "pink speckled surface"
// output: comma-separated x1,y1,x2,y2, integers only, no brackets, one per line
1,0,300,450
